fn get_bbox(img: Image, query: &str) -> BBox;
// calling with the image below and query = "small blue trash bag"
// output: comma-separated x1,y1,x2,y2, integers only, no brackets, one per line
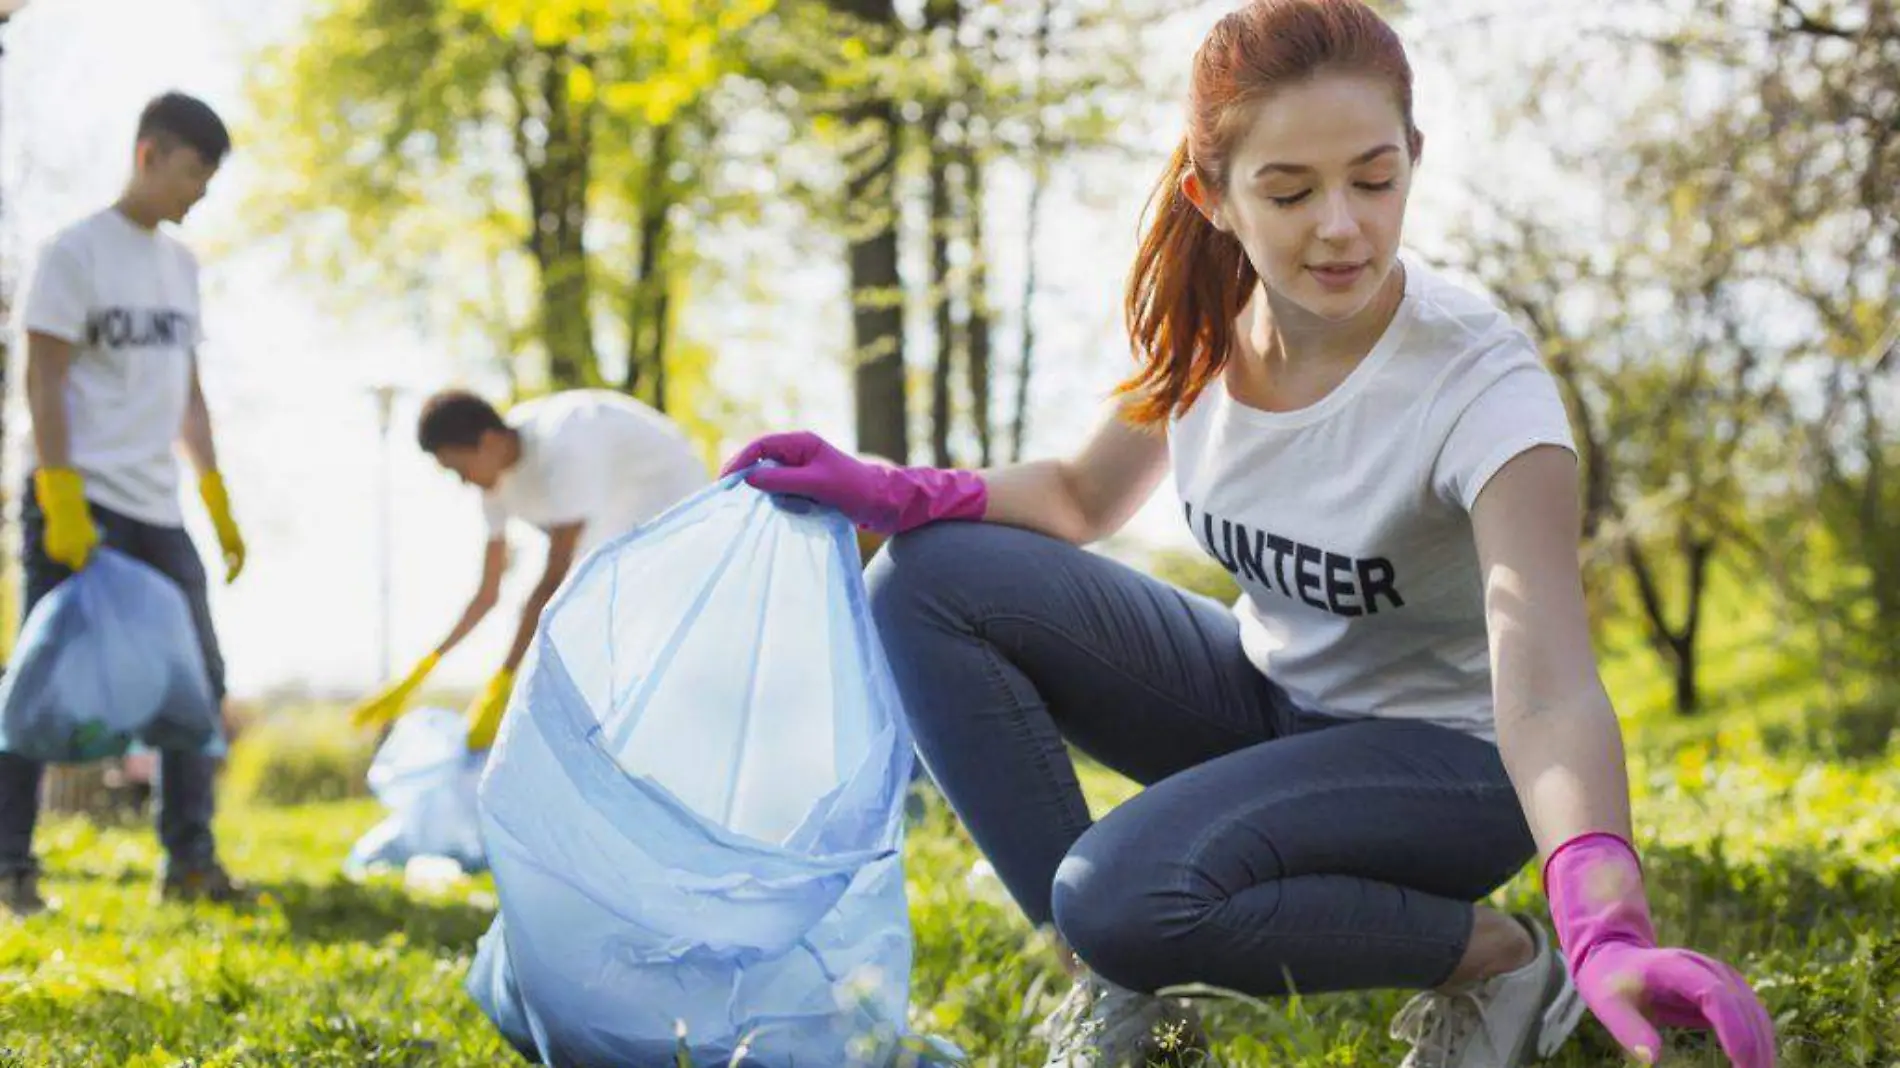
344,706,488,877
466,471,957,1068
0,548,221,763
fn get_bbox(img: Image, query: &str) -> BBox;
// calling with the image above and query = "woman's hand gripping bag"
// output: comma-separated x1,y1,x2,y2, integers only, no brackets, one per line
465,471,952,1067
0,549,221,763
345,706,489,877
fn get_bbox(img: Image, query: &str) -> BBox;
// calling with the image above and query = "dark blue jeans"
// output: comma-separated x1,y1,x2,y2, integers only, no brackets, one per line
0,481,227,876
865,523,1535,995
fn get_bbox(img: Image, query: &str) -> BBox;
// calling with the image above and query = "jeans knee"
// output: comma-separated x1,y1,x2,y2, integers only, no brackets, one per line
864,524,986,633
1050,851,1186,994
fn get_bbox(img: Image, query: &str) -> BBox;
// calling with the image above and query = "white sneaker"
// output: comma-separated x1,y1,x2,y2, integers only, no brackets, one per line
1390,916,1585,1068
1038,970,1214,1068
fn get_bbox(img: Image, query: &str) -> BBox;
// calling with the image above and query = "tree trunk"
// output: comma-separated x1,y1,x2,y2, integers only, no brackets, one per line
510,44,597,390
1672,633,1698,720
1625,535,1713,715
928,109,956,468
832,0,908,463
924,0,963,467
624,119,679,412
962,142,993,467
1011,0,1054,464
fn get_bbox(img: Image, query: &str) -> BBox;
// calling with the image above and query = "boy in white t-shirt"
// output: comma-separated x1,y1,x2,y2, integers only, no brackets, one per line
1,93,251,917
348,388,709,749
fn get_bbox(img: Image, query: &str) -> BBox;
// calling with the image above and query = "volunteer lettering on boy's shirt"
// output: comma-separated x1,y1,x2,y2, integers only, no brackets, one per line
1184,501,1403,617
86,308,194,348
12,208,206,526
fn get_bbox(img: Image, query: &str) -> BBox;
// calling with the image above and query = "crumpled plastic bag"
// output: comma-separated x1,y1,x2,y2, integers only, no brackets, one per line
466,470,953,1067
0,549,221,763
345,706,488,877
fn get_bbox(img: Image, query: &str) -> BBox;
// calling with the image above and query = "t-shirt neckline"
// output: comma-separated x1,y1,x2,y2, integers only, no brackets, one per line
1213,252,1419,430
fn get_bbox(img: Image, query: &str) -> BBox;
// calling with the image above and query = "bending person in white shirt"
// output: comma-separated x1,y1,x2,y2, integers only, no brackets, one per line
348,388,709,749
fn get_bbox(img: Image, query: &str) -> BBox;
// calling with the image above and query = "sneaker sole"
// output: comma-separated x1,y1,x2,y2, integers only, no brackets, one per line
1528,954,1586,1062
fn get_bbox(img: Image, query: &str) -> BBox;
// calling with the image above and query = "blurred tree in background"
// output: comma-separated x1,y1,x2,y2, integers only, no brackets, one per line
1430,0,1897,718
244,0,1155,465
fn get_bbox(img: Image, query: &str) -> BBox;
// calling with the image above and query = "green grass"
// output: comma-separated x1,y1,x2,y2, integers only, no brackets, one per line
2,549,1893,1066
1,723,1893,1066
0,801,510,1066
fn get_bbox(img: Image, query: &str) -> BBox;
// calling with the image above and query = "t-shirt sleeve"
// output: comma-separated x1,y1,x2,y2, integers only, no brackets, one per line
539,432,595,528
178,244,205,350
21,242,90,345
482,493,509,540
1432,363,1577,513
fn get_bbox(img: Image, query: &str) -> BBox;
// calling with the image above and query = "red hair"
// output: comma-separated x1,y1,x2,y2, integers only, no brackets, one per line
1116,0,1418,426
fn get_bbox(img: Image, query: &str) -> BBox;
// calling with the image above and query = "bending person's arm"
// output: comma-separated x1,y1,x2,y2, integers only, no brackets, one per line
347,538,507,730
438,538,508,657
464,524,581,750
501,524,580,672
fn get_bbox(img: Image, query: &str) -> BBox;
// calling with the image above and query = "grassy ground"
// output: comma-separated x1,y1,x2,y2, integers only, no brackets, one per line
0,719,1892,1066
1,556,1893,1065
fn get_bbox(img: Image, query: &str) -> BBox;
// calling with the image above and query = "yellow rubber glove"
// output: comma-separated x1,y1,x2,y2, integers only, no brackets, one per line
33,468,100,571
198,471,246,583
464,669,516,751
348,652,441,730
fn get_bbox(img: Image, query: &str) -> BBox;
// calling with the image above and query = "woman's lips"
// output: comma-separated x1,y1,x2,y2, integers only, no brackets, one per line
1309,262,1367,290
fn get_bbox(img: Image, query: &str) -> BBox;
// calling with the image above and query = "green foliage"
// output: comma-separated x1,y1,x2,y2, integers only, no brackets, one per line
240,0,774,397
240,0,1167,456
1145,546,1241,606
222,707,380,809
448,0,776,125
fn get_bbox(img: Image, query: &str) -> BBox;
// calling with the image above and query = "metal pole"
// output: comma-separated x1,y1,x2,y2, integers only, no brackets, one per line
373,384,396,684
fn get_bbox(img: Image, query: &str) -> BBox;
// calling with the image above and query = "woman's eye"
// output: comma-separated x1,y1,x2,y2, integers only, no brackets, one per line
1266,179,1395,207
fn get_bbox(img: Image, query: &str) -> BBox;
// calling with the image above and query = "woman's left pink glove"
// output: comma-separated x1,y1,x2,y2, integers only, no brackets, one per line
1545,833,1778,1067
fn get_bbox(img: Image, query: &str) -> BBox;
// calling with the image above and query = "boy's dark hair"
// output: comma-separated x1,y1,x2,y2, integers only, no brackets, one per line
417,390,508,453
136,92,231,165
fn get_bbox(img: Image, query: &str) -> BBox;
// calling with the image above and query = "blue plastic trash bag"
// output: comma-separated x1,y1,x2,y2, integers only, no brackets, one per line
466,471,953,1067
0,549,221,763
345,706,488,877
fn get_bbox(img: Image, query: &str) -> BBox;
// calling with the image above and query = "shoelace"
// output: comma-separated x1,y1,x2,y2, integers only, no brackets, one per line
1389,985,1502,1067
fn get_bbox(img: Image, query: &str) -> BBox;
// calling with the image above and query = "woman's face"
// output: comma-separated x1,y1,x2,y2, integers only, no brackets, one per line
1188,71,1418,325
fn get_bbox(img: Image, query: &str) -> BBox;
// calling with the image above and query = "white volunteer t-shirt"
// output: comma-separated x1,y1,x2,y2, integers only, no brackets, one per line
482,390,710,558
14,209,203,525
1168,251,1576,741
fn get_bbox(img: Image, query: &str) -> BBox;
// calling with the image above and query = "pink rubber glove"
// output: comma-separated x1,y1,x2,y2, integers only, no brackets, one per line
1545,833,1777,1067
719,431,988,535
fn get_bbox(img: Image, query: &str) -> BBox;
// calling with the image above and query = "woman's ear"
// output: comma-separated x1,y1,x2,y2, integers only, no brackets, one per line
1181,170,1230,232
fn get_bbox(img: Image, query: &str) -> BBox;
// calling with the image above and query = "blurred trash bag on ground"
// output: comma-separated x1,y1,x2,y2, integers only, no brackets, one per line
345,705,488,878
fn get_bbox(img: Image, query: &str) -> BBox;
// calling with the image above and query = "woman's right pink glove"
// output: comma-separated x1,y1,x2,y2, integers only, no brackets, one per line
719,431,988,535
1545,833,1777,1067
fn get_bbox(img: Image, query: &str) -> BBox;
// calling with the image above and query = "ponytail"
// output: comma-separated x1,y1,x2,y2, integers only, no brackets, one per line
1115,137,1256,427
